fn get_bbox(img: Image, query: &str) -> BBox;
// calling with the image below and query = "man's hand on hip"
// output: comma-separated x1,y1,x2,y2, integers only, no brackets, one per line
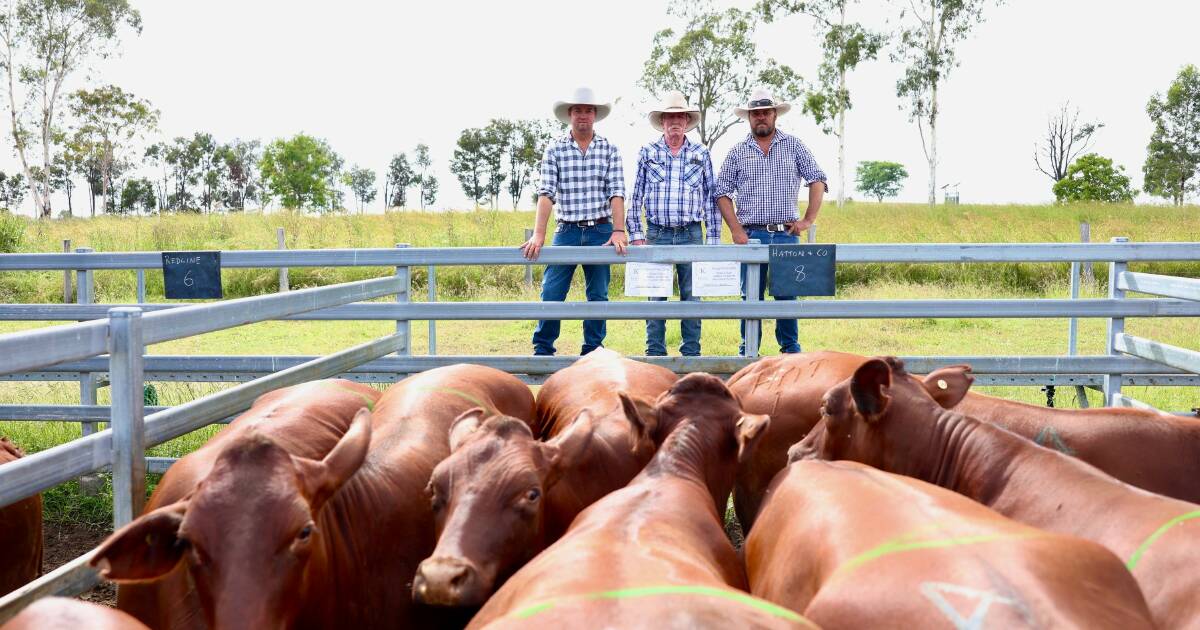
606,230,629,255
732,226,750,245
788,218,813,236
521,231,545,261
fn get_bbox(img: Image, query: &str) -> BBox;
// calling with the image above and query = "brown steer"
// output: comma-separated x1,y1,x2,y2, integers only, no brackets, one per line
795,357,1200,629
0,438,42,597
413,348,677,607
466,374,815,630
1,597,150,630
747,459,1154,629
92,367,534,630
729,350,1200,531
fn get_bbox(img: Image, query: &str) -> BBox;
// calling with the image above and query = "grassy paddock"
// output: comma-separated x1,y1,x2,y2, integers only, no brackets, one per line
0,203,1198,527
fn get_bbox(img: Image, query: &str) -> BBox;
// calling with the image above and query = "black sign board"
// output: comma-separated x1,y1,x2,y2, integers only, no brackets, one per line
768,244,836,297
162,251,223,299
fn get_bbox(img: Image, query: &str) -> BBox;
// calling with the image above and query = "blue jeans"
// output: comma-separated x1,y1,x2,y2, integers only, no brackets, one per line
532,221,612,355
740,229,801,355
644,222,702,356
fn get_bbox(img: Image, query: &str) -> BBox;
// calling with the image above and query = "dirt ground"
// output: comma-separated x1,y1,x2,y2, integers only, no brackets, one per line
42,521,116,607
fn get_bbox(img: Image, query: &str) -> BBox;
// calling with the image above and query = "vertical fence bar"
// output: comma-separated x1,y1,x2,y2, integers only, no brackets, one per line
277,227,289,292
62,239,72,303
806,225,816,244
395,244,411,356
1067,260,1089,408
76,248,97,437
427,265,437,355
136,269,146,304
524,228,534,289
744,239,762,358
1103,236,1129,405
1080,222,1093,284
108,307,145,528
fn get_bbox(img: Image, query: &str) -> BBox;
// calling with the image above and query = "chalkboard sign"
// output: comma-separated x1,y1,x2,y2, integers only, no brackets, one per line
162,251,223,299
768,244,836,297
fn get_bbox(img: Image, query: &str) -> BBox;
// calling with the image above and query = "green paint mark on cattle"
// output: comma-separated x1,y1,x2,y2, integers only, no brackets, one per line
1033,426,1074,455
317,381,376,411
509,584,812,626
1126,509,1200,570
837,525,1042,576
411,385,495,415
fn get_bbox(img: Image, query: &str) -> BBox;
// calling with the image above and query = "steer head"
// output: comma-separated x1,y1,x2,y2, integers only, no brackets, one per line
788,358,973,475
91,408,373,630
414,399,649,608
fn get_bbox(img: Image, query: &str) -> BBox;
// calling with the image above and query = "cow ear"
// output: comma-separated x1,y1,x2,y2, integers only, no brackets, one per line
921,365,973,408
851,359,893,423
736,413,771,465
448,407,488,452
541,411,597,490
91,501,189,581
618,392,657,452
295,407,372,512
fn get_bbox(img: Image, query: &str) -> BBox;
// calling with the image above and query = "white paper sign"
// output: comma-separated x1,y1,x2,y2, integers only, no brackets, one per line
624,262,674,297
692,261,742,297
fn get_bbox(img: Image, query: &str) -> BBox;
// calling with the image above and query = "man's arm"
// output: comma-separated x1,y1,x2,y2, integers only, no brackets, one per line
791,183,824,234
701,151,721,245
604,145,628,255
713,151,747,244
627,148,648,245
521,195,554,260
717,196,747,245
790,139,827,235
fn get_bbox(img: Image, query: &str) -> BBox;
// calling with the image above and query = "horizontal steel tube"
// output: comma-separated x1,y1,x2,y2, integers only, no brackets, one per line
1112,393,1160,411
0,334,401,510
0,319,109,375
2,242,1199,270
5,297,1200,323
1114,333,1200,375
0,552,99,623
1118,271,1200,301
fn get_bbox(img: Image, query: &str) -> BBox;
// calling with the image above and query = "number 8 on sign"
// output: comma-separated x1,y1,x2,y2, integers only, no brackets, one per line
793,265,806,283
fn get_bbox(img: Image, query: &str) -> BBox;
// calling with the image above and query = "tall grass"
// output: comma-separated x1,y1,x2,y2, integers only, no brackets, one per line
2,202,1198,303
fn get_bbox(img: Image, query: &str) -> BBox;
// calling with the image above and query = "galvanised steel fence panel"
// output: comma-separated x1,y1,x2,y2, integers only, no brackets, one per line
1118,271,1200,301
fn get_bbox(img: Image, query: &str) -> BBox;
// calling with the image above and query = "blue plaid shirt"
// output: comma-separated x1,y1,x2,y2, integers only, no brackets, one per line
537,132,625,222
626,137,721,244
713,129,828,225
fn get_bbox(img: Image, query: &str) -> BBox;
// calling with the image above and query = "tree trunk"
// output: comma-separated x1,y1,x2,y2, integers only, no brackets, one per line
928,81,938,207
837,104,846,208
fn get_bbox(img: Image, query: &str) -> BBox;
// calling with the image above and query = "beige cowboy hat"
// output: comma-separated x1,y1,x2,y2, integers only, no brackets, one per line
649,90,701,132
734,87,792,120
553,87,612,125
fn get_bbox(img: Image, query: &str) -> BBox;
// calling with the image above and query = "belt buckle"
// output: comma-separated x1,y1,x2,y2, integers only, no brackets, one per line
766,223,785,233
581,219,597,227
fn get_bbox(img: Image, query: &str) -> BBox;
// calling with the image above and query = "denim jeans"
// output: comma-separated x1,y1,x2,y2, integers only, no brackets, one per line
644,222,702,356
740,229,801,355
531,221,612,355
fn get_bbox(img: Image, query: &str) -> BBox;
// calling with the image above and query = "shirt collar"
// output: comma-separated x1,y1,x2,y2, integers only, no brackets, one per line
743,128,790,149
561,131,606,148
654,136,692,154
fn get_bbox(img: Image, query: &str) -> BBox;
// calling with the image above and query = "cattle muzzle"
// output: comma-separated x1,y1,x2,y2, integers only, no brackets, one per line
412,556,487,607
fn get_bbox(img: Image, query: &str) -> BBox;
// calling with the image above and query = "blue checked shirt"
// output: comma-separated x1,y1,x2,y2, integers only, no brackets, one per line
713,129,828,225
537,133,625,222
625,137,721,245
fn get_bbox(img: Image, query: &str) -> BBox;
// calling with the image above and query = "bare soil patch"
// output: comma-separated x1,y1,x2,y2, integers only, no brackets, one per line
43,520,115,607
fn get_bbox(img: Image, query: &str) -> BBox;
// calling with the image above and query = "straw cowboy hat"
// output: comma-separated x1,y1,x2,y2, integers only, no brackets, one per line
648,90,701,132
553,87,612,124
734,87,792,120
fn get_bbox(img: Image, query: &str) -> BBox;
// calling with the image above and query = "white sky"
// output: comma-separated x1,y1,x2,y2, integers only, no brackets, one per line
2,0,1198,216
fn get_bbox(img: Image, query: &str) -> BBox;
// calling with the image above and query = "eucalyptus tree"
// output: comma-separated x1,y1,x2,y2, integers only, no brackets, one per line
67,85,159,215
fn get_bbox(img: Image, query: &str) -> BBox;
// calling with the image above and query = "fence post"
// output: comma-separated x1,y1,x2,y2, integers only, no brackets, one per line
744,239,762,358
108,307,145,528
806,225,816,244
1080,222,1093,284
428,265,437,355
136,269,146,304
1103,236,1129,406
75,247,102,494
524,228,534,289
1067,259,1089,408
277,227,289,292
62,239,72,303
395,244,411,356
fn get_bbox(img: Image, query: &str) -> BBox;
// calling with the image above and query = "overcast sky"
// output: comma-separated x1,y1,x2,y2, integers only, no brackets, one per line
2,0,1197,216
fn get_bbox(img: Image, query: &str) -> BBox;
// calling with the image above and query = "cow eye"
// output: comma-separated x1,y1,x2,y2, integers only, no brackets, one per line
297,523,314,541
525,488,541,503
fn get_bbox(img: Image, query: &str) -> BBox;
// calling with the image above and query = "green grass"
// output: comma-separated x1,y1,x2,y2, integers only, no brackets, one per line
1,203,1198,528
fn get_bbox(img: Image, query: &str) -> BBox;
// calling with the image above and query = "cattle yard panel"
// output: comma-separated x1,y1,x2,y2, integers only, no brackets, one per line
1,240,1199,619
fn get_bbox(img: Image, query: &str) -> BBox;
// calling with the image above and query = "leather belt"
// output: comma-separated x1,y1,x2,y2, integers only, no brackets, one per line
742,223,792,233
558,217,611,227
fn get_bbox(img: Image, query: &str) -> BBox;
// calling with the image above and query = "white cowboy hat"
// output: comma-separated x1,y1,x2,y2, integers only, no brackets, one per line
734,87,792,120
553,87,612,125
649,90,701,132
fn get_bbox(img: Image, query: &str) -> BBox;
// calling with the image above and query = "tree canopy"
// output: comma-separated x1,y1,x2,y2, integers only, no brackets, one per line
259,134,344,211
1053,153,1136,203
1143,65,1200,206
855,160,908,201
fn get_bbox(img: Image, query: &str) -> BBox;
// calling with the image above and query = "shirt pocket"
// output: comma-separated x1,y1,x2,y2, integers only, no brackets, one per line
646,160,667,184
683,163,703,189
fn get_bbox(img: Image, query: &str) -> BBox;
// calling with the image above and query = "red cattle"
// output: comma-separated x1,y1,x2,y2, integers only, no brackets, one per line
794,357,1200,629
747,459,1155,629
0,438,42,598
413,348,677,607
91,367,534,630
1,597,150,630
466,374,815,630
729,351,1200,531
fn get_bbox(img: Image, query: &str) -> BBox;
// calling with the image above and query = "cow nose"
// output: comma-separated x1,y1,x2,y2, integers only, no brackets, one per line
413,556,486,607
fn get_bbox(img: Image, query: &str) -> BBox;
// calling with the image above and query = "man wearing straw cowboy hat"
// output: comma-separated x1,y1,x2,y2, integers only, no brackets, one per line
626,90,719,357
522,86,628,356
715,86,828,356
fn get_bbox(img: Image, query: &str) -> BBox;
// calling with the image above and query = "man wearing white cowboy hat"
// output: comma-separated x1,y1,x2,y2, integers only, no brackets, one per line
714,86,828,356
626,90,720,357
522,86,628,356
